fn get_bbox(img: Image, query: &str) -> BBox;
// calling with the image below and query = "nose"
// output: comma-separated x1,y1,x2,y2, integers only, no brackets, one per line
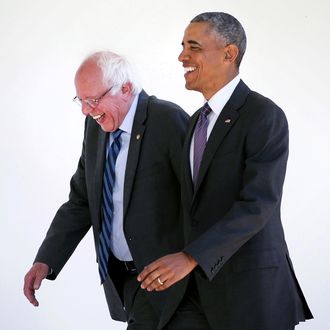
81,103,92,116
178,48,189,63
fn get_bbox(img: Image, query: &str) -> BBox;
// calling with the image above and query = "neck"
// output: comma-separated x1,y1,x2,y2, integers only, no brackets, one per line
204,71,239,100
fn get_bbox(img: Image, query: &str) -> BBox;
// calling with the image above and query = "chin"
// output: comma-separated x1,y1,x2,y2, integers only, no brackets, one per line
100,125,112,132
185,82,194,90
101,122,117,133
185,82,199,92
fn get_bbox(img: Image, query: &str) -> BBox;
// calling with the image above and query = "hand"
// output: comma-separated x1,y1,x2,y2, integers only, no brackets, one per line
137,252,197,292
23,262,49,307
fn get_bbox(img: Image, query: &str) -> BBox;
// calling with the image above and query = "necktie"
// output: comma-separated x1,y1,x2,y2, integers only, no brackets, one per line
193,102,212,185
99,129,123,284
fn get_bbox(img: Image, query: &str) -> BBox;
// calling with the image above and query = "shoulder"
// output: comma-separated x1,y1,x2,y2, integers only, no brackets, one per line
146,95,189,131
148,95,188,118
242,90,288,128
242,91,289,154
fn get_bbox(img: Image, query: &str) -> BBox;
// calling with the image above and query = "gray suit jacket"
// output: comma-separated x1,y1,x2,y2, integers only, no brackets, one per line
34,90,189,323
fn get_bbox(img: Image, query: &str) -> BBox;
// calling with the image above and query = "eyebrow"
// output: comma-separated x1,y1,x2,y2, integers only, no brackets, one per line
181,40,202,47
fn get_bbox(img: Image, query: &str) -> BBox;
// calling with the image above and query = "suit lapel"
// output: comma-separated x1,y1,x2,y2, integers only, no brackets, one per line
183,111,199,202
94,129,108,233
192,80,250,200
123,90,148,218
193,106,239,195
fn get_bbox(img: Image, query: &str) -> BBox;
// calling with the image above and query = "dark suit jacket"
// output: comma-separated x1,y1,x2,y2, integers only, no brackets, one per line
34,91,189,323
173,80,312,329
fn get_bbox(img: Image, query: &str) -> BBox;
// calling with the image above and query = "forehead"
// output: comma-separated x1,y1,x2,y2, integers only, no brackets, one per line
182,22,220,44
75,60,106,96
75,60,101,84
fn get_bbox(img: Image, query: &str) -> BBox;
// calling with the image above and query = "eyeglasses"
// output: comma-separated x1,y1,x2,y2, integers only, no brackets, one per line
73,85,115,109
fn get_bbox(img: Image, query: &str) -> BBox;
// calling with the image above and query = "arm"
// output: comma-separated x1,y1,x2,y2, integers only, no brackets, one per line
24,119,92,304
33,133,91,278
186,103,289,280
139,101,289,290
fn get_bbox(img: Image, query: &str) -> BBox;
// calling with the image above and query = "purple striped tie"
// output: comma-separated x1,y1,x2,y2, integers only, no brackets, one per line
193,102,212,185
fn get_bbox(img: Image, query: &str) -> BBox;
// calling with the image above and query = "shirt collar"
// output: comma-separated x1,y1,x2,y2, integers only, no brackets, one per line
207,75,240,115
119,93,139,134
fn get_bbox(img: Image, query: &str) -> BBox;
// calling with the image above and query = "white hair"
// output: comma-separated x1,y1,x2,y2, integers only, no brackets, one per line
88,51,142,95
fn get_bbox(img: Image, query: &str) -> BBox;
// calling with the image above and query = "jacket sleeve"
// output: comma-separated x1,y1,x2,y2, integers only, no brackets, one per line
184,102,289,280
168,107,190,181
34,119,92,279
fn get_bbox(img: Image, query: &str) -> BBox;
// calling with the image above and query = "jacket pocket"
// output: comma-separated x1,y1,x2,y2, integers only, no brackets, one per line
232,249,279,273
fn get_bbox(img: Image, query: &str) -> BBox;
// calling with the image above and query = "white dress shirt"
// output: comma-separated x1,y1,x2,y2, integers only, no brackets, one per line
108,94,139,261
190,75,240,177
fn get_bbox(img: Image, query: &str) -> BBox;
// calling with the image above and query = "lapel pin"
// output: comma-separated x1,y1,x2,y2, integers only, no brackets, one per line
136,134,141,140
224,118,231,124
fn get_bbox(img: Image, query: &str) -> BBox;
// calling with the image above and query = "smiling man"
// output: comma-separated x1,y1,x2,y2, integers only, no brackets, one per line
138,12,313,330
23,51,189,329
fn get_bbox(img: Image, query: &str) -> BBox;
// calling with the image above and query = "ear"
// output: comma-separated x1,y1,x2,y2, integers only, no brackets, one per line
224,44,239,63
121,82,133,95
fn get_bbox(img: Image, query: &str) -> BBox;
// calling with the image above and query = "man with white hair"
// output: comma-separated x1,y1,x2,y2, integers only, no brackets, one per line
24,51,189,329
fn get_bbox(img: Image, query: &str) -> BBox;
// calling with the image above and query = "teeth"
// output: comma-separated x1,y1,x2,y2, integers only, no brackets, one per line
184,66,196,73
92,114,103,120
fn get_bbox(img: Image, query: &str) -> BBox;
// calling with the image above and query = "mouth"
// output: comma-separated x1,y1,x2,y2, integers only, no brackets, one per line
91,113,105,123
184,66,197,77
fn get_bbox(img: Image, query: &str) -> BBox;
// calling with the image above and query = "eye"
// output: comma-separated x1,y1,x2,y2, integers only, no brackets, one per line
190,46,201,52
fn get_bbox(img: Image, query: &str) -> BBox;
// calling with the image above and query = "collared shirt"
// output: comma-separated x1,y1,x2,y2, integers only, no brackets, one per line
108,93,139,261
190,75,240,177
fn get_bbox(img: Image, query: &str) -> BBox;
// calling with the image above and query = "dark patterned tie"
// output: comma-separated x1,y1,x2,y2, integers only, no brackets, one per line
193,102,212,185
98,129,123,284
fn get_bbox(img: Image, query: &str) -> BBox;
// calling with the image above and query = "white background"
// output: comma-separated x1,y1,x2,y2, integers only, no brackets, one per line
1,0,329,329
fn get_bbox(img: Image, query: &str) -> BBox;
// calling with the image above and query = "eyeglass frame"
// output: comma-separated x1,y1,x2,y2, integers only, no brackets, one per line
73,85,118,109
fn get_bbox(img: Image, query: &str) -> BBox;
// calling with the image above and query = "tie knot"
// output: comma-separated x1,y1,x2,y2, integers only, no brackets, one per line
200,102,212,117
112,129,123,141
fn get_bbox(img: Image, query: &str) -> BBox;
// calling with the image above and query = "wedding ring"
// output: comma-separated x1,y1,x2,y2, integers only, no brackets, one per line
157,277,164,285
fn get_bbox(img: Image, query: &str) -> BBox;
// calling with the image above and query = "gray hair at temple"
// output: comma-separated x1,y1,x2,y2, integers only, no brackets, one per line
88,51,142,95
191,12,247,67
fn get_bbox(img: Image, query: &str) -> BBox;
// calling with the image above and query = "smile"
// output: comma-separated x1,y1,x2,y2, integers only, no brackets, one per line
184,66,197,74
92,113,105,122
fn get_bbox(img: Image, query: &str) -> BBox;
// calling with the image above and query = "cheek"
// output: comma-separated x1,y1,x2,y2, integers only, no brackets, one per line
200,63,219,82
104,108,114,117
102,106,117,121
100,114,116,132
